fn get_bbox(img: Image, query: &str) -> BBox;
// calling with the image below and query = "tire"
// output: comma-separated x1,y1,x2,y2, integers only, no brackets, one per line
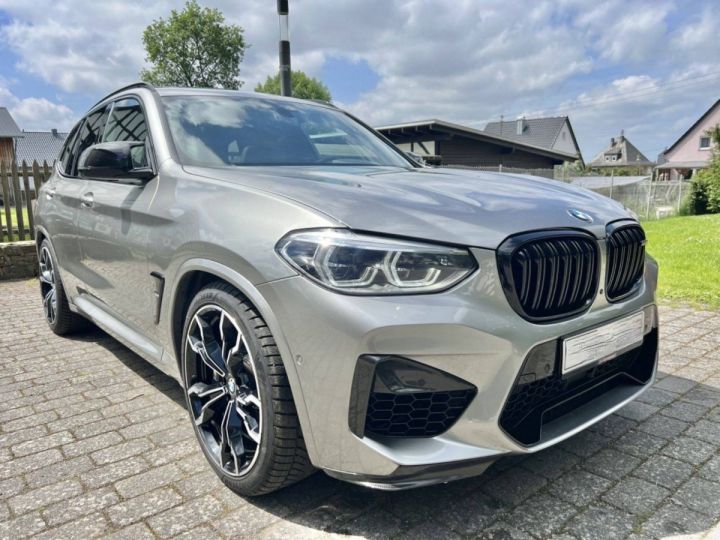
38,239,87,335
181,282,315,496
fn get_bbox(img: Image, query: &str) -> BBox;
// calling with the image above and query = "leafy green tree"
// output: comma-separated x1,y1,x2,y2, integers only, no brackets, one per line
255,71,332,101
141,0,246,89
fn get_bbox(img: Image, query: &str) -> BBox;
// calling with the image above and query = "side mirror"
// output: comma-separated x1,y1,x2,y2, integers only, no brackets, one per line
405,151,425,166
78,141,155,182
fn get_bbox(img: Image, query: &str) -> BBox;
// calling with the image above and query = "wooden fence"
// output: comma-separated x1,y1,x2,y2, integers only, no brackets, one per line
0,160,53,243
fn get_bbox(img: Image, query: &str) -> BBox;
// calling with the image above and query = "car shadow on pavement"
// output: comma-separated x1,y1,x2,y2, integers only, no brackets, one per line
68,324,720,539
71,325,187,409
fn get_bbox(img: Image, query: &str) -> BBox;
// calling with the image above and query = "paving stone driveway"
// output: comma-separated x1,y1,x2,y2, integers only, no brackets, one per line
1,278,720,540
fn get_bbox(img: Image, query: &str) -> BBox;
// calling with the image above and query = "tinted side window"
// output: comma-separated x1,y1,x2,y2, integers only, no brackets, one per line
71,107,109,176
103,98,148,167
58,122,81,175
103,98,148,143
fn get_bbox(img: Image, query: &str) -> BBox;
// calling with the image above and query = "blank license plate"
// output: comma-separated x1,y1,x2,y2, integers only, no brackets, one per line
562,312,645,374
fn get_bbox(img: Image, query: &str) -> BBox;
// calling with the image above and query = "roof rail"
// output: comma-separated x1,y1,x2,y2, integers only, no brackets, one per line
309,98,338,109
88,81,159,111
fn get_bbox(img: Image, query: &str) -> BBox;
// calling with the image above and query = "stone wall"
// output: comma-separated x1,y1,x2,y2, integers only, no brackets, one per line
0,241,38,281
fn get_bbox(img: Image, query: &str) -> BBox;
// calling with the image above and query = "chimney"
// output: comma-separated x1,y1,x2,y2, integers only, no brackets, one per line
516,117,526,136
51,128,58,136
620,129,625,142
610,137,615,146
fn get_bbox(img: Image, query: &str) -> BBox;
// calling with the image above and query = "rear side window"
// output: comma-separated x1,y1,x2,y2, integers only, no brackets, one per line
71,107,109,176
58,122,81,175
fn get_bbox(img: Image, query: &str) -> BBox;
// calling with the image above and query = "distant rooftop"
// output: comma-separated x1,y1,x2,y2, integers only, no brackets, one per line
484,116,568,150
15,130,68,164
587,133,653,168
0,107,23,138
375,118,579,161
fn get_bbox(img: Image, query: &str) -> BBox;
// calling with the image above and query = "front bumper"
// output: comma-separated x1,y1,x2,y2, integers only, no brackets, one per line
258,247,659,488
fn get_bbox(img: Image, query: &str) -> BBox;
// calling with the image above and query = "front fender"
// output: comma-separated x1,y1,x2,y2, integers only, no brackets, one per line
164,258,318,464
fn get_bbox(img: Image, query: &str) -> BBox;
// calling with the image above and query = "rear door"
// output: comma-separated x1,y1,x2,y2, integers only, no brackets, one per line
75,97,159,329
41,110,106,296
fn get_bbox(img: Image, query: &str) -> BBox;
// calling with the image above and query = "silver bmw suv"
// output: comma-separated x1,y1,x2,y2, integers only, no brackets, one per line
36,83,658,496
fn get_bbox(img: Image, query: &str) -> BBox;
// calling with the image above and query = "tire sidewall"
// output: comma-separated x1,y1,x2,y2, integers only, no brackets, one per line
180,286,279,494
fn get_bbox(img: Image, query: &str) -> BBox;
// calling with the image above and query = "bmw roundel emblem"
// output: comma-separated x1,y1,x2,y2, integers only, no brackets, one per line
568,208,593,223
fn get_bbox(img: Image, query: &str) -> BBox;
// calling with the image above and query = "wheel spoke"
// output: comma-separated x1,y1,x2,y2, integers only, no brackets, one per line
219,312,243,367
49,290,56,322
236,392,261,443
42,288,55,323
188,315,226,377
39,269,53,285
220,400,245,475
187,382,227,427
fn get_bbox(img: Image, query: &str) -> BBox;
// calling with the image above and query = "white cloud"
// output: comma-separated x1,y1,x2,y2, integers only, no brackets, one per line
574,0,673,64
0,0,717,158
0,83,75,130
10,96,75,130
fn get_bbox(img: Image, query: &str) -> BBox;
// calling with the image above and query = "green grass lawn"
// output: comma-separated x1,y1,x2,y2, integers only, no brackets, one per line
1,206,32,242
643,213,720,309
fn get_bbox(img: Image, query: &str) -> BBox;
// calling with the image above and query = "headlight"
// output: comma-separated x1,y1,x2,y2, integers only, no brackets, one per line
276,229,477,295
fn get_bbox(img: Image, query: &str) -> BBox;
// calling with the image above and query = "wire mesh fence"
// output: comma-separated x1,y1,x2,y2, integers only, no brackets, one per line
442,164,690,221
574,177,690,220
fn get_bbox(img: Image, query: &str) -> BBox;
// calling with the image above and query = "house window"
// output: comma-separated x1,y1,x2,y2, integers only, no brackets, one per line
700,136,711,150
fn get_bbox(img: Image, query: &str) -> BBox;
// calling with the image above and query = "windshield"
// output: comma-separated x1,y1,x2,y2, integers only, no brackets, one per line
161,95,411,168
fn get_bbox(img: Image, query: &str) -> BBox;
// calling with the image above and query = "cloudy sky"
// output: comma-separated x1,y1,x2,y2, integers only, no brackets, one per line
0,0,718,160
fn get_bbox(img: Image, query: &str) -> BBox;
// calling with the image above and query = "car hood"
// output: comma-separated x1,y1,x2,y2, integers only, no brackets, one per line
184,165,633,249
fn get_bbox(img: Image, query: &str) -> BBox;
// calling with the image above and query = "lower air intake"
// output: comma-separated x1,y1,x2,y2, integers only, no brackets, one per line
500,328,657,446
349,355,477,438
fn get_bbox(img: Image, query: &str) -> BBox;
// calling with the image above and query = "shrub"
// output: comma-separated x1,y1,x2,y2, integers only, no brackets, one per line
681,125,720,215
680,176,711,215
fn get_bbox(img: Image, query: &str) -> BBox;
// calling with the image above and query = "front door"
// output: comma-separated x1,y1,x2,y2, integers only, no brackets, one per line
76,97,159,331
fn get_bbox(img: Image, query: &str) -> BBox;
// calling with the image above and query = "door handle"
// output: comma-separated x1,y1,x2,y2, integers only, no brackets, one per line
80,192,94,208
46,188,56,200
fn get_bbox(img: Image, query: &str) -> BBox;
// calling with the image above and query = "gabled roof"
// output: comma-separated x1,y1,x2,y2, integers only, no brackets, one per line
15,131,68,164
0,107,23,138
484,116,583,164
484,116,566,149
588,134,653,167
375,118,579,162
664,98,720,155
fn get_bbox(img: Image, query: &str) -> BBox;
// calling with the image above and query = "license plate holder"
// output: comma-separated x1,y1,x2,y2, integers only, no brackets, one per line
562,312,645,375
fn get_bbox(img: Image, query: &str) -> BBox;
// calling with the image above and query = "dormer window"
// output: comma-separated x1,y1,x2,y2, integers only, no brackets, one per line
700,136,711,150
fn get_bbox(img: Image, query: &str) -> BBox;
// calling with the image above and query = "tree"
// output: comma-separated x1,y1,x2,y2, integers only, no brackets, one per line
255,71,332,102
140,1,246,89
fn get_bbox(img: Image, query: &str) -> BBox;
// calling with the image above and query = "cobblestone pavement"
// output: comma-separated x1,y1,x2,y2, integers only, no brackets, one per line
1,278,720,539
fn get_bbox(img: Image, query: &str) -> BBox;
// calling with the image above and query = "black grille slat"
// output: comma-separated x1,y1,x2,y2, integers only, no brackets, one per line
544,242,559,311
499,231,600,323
606,223,646,301
556,241,572,307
